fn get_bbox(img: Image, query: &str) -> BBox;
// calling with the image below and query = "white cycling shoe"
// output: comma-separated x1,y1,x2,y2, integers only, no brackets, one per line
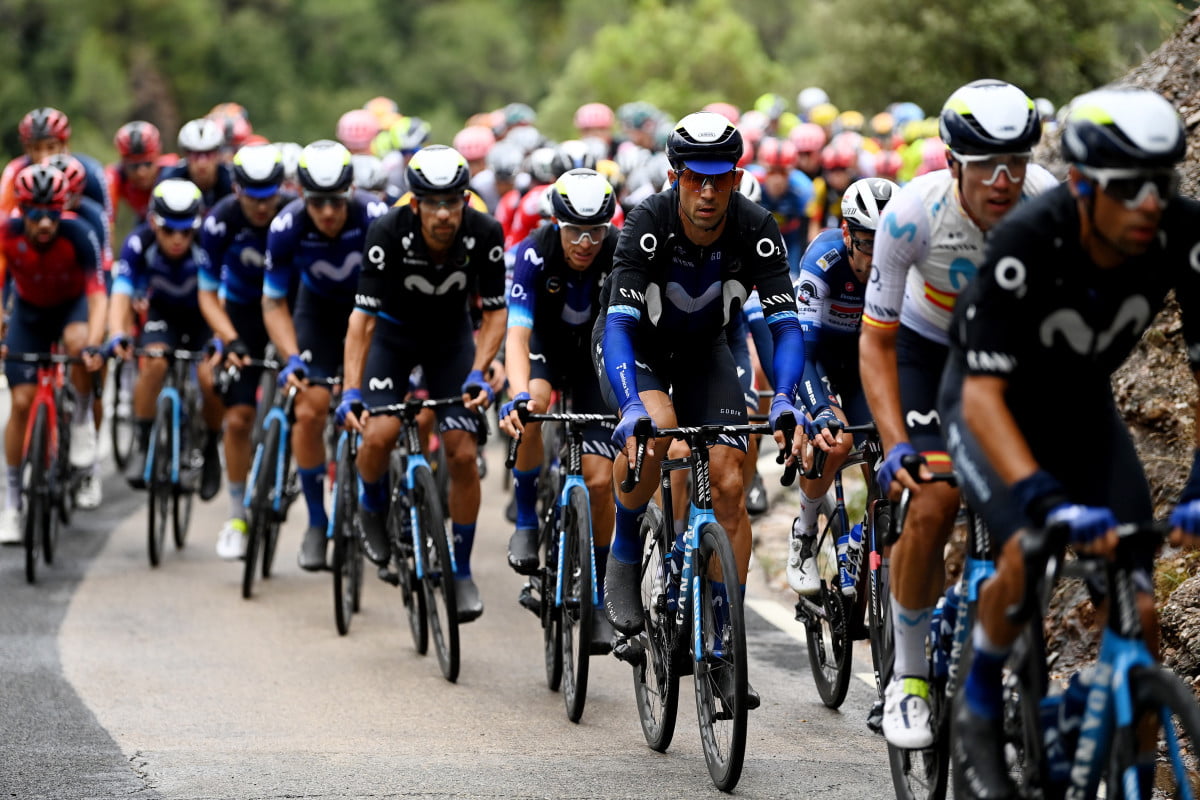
786,529,820,595
75,474,102,510
882,675,935,749
0,507,20,545
70,423,98,469
216,519,248,560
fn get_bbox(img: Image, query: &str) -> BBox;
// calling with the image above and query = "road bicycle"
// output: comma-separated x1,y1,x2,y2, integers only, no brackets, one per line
242,372,340,599
373,396,485,683
505,399,617,722
6,351,98,583
614,415,788,792
328,427,363,634
134,348,209,568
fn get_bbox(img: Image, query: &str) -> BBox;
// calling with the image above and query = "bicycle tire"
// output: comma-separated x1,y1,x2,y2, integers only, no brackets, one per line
632,501,680,753
1000,621,1047,795
391,467,428,655
54,396,72,529
693,520,748,792
1106,664,1200,798
22,405,48,584
110,360,136,471
804,509,854,709
261,430,290,579
415,465,458,682
541,470,563,692
242,425,276,599
172,485,193,550
331,438,356,635
561,484,593,723
147,401,172,568
868,501,893,689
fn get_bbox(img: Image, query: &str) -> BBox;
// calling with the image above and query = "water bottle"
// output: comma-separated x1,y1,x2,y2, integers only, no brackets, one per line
666,531,685,612
836,523,863,597
930,583,960,679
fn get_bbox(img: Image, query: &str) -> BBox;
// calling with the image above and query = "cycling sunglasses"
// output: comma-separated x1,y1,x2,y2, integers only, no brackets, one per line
22,206,62,222
561,223,609,245
305,192,350,210
1080,166,1179,209
954,152,1032,186
417,194,467,212
677,168,738,194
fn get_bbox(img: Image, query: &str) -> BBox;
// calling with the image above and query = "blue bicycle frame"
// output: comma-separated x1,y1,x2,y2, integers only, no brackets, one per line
402,446,457,581
146,384,183,486
554,472,598,609
245,400,291,516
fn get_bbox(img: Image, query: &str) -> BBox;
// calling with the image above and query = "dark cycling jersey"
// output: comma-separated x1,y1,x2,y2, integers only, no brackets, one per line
72,195,113,274
508,224,616,337
940,185,1200,560
354,203,505,329
113,224,208,311
600,188,803,412
264,191,389,305
201,191,298,304
157,160,235,212
1,213,103,307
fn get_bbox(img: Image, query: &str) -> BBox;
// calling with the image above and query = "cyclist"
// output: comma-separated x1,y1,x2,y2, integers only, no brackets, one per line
859,79,1056,749
340,144,505,623
335,109,380,156
787,177,897,595
504,147,573,249
0,166,105,543
574,102,616,157
806,136,859,244
107,121,176,227
198,144,294,560
939,88,1200,798
498,168,620,648
753,136,814,280
158,118,234,212
1,108,110,221
108,180,224,502
594,111,807,708
263,140,388,571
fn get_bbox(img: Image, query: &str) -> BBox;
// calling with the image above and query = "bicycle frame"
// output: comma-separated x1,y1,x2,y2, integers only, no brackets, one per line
23,359,66,469
245,393,293,516
141,351,204,487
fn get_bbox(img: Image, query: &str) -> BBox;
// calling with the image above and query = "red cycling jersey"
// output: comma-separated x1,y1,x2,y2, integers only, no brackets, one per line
1,212,105,307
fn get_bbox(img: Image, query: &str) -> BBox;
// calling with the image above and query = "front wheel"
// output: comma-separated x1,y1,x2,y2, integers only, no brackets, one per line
242,427,277,599
632,501,680,753
560,485,593,723
1106,664,1200,798
147,403,173,568
21,405,49,584
331,436,359,635
415,466,458,682
693,521,748,792
110,360,136,471
805,583,854,709
392,475,428,655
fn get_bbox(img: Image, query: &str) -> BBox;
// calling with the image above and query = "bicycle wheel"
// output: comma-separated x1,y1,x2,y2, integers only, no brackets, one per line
1106,664,1200,798
867,501,893,689
111,360,136,471
803,510,854,709
21,405,48,584
541,487,563,692
172,481,194,550
415,465,458,682
560,485,593,723
261,432,290,579
632,501,680,753
147,404,172,568
331,439,357,635
392,472,428,655
242,428,276,599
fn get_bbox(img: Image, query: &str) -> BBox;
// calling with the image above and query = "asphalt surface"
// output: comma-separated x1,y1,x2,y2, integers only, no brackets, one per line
1,428,895,799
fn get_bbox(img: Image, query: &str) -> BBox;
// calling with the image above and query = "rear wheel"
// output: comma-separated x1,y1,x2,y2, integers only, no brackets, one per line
391,464,428,655
416,465,458,682
21,405,48,584
803,511,854,709
1107,665,1200,799
172,483,193,550
261,432,289,579
110,360,136,471
541,471,563,692
560,485,593,723
147,403,173,568
693,521,748,792
331,436,358,635
242,430,276,599
632,501,680,753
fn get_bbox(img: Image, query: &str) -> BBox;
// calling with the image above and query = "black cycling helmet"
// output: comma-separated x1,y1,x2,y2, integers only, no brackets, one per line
297,140,354,194
405,145,471,196
939,79,1041,156
550,168,616,226
1061,88,1186,170
666,111,744,174
841,178,899,232
232,143,284,197
150,179,203,230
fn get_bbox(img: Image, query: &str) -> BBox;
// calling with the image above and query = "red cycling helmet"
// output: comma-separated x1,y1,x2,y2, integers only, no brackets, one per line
336,109,380,153
19,107,71,144
874,150,903,180
452,125,497,161
788,122,827,154
114,120,163,160
42,154,86,198
15,164,69,208
702,102,741,125
757,137,797,169
574,102,615,131
822,142,857,171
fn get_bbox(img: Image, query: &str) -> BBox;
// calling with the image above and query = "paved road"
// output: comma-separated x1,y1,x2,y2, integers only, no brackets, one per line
1,431,895,799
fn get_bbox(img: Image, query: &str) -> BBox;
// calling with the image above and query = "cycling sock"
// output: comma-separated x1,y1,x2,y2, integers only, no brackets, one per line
136,419,153,452
228,482,246,521
964,625,1009,720
798,489,822,533
594,544,609,601
891,600,932,679
298,465,328,530
6,465,20,510
359,474,388,513
611,493,647,565
452,522,474,577
513,466,540,528
674,517,686,536
72,396,90,425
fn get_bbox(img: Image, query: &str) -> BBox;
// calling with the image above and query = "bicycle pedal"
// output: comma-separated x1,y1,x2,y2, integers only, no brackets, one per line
611,636,645,666
517,584,541,615
866,699,885,735
377,567,400,586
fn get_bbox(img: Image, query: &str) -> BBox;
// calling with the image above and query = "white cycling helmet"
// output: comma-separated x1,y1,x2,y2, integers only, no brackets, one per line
841,177,899,231
738,170,762,204
178,118,225,154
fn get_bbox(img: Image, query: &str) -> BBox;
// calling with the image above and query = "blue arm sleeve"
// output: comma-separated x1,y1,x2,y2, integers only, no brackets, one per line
747,310,774,389
767,312,804,401
603,309,641,412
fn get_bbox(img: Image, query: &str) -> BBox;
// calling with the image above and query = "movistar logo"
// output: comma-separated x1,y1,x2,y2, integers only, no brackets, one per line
884,212,916,243
403,271,468,296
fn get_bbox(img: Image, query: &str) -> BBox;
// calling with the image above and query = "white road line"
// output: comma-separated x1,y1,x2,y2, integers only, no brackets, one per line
745,596,877,688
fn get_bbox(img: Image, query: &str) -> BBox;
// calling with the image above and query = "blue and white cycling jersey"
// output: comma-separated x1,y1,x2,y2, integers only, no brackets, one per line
112,224,208,310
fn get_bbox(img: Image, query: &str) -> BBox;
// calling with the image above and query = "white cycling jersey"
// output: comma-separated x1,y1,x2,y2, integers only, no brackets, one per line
862,164,1058,345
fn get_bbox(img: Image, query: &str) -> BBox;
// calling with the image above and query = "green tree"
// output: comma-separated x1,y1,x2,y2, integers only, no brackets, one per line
538,0,785,139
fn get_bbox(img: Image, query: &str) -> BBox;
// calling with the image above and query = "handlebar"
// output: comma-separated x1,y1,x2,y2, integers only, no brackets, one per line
1005,519,1169,625
503,397,617,469
890,454,958,545
6,351,104,398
